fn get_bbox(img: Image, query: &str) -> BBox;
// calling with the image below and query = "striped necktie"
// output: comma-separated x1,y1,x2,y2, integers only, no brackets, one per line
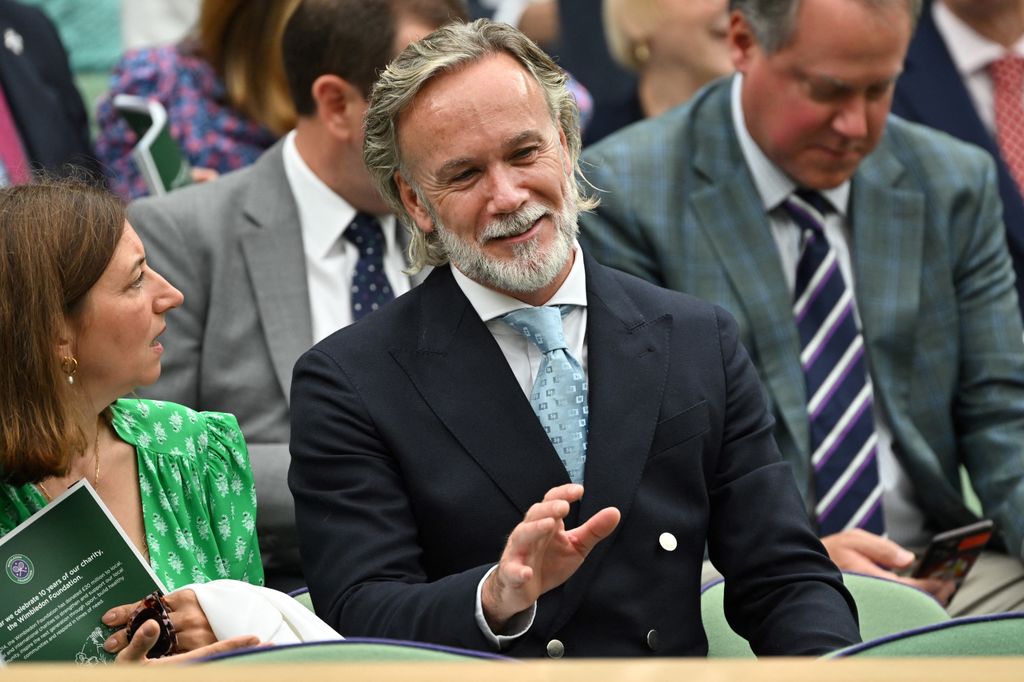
503,306,588,484
785,190,884,536
344,212,394,321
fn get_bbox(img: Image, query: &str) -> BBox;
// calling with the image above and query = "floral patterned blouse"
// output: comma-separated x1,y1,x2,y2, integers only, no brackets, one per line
94,43,279,200
0,399,264,591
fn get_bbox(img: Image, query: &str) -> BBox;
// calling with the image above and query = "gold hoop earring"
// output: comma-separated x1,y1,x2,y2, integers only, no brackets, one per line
61,356,78,385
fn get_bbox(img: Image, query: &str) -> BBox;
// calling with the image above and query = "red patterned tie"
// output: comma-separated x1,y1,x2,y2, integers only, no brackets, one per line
991,54,1024,193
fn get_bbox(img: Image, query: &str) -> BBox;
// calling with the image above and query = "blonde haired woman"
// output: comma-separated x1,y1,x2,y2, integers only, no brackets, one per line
603,0,733,118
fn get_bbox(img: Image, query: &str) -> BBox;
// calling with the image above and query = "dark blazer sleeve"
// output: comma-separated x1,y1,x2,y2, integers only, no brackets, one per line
702,305,860,655
288,344,497,650
0,0,98,178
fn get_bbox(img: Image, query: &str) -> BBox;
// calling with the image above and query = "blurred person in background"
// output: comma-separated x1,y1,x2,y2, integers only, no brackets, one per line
603,0,733,119
0,0,99,185
95,0,301,200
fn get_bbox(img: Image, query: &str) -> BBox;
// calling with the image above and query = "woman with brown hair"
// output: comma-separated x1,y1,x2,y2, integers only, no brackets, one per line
95,0,302,200
0,178,264,662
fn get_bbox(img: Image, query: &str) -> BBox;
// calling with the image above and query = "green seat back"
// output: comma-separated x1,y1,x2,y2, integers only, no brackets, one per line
828,613,1024,657
701,572,950,658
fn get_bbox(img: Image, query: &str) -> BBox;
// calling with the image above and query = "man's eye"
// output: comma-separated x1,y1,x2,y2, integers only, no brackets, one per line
450,169,477,183
513,147,538,160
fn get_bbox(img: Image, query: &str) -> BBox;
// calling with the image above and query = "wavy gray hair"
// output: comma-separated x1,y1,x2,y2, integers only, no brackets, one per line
729,0,921,54
363,19,598,273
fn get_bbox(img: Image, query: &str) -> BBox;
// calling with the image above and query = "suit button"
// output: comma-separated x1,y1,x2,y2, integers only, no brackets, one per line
546,639,565,658
646,629,660,651
659,532,677,552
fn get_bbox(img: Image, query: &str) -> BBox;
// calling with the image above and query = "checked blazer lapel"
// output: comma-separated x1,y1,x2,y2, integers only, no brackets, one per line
688,86,810,482
239,146,313,405
848,140,924,437
389,267,572,517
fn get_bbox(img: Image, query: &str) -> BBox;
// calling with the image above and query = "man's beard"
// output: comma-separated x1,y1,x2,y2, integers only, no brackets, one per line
429,185,580,294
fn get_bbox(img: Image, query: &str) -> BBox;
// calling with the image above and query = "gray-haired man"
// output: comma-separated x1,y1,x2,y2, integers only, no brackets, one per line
288,19,860,657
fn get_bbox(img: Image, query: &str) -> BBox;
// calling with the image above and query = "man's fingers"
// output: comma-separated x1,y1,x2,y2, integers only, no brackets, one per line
902,577,956,604
542,483,584,503
523,498,571,523
821,529,916,570
568,507,621,554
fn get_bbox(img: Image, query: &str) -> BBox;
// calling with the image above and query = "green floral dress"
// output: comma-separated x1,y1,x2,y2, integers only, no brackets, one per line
0,399,264,590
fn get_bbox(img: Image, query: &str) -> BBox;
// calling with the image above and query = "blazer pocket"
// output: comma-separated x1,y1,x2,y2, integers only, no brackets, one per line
650,400,710,456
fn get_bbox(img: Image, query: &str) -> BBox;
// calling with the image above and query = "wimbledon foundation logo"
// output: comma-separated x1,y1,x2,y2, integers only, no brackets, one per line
5,554,34,584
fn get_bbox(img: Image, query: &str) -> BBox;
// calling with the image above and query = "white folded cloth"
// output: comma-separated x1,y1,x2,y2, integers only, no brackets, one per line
181,580,342,645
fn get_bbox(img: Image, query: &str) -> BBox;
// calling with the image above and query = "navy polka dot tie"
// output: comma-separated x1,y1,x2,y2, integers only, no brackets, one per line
344,212,394,321
503,305,588,484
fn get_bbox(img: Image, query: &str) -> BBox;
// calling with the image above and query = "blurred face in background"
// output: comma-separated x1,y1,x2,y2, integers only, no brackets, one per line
652,0,732,85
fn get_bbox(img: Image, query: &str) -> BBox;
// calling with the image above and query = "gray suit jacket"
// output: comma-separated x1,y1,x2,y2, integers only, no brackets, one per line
580,77,1024,560
129,141,420,587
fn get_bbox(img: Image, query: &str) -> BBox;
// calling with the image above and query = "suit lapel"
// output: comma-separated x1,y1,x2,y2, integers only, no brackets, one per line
546,256,672,632
390,268,570,515
849,139,924,427
239,144,313,405
689,86,810,470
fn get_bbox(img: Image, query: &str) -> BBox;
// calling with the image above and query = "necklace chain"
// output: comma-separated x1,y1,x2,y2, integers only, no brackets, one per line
36,417,102,501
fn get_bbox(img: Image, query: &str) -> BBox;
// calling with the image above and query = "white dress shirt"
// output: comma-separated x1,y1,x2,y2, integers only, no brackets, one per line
449,241,589,647
281,131,411,343
730,76,930,548
933,0,1024,136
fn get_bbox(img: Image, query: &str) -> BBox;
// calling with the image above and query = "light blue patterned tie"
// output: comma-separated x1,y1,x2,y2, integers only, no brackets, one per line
503,306,588,484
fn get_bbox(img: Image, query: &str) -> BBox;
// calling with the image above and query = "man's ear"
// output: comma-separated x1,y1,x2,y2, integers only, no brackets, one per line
311,74,366,142
395,172,435,235
728,10,758,73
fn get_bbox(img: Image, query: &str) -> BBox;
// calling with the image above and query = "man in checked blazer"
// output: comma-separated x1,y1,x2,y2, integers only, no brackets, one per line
127,0,464,589
581,0,1024,615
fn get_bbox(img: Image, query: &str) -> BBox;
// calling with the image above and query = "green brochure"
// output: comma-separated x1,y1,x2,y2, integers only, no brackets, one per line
113,94,192,196
0,480,164,663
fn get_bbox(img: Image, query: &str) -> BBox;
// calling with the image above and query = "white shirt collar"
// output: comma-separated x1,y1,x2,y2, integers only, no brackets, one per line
932,1,1024,78
282,130,397,257
451,240,588,322
730,74,850,215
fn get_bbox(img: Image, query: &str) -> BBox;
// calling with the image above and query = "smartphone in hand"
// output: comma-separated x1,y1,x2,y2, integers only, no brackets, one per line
909,519,994,584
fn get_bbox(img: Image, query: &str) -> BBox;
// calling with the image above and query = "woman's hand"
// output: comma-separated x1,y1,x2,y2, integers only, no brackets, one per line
103,589,255,658
114,619,258,663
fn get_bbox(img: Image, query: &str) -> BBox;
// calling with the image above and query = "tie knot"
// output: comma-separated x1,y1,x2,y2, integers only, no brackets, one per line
503,306,568,353
344,212,385,255
783,189,832,237
990,54,1024,87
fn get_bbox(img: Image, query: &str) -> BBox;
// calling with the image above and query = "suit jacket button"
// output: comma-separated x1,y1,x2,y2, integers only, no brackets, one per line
658,532,677,552
546,639,565,658
646,629,660,651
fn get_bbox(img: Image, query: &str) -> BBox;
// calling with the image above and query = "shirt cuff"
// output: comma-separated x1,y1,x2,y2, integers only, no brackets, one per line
474,565,536,648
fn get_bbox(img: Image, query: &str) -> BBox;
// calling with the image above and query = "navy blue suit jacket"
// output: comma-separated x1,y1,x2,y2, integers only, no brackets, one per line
892,0,1024,315
289,253,859,657
0,0,98,179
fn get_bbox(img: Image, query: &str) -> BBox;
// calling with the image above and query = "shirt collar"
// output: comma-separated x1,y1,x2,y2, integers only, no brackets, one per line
730,74,850,216
932,0,1024,77
451,240,588,322
282,130,397,258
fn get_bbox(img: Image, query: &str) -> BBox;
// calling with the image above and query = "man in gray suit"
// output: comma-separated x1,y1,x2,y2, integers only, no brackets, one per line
128,0,467,589
580,0,1024,614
